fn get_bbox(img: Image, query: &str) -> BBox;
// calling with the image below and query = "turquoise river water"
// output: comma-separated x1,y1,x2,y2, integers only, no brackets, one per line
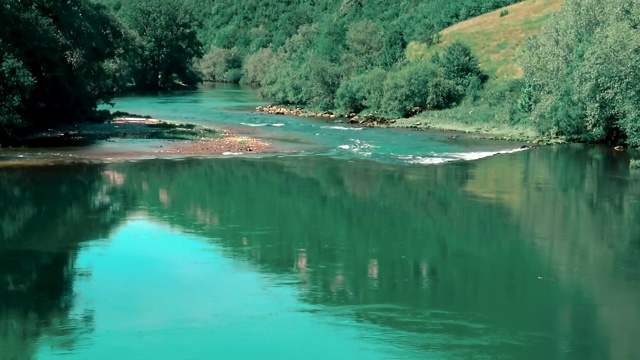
1,85,639,359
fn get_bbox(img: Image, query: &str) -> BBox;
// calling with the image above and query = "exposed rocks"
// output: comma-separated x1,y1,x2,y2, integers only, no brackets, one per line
256,105,304,116
255,105,391,126
355,114,392,127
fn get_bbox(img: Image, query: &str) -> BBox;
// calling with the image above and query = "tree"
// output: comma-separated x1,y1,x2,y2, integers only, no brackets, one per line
519,0,640,144
242,47,283,86
199,46,243,83
0,0,129,143
122,0,203,90
342,20,384,75
381,61,453,117
0,50,34,136
380,25,407,69
432,41,486,89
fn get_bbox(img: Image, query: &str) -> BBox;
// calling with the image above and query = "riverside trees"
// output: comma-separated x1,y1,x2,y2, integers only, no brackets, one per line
0,0,128,143
119,0,203,90
520,0,640,145
0,0,204,143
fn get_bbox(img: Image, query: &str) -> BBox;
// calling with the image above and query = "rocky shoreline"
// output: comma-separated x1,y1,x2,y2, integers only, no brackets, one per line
256,105,393,127
255,104,550,143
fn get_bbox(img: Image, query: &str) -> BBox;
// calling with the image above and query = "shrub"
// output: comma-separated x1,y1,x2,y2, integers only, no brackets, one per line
336,68,390,114
380,61,455,117
499,10,509,17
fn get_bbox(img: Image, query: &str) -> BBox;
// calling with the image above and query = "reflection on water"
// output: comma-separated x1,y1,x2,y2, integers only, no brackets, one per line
0,165,131,359
1,145,640,359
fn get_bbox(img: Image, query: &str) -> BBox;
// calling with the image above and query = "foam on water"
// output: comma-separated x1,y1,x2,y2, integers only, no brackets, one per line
447,147,528,161
322,126,365,131
395,147,528,165
241,123,268,127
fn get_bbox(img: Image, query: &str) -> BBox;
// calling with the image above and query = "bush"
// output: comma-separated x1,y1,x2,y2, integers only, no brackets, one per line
381,61,455,117
260,61,307,105
499,10,509,17
335,68,388,114
360,68,389,111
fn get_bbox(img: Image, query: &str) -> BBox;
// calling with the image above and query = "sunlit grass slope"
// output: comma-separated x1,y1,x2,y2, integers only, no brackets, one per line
406,0,565,79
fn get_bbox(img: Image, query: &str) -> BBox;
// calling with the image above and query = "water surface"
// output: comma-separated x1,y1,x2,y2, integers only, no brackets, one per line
1,87,639,359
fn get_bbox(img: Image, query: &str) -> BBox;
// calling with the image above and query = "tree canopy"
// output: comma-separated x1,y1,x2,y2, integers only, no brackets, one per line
0,0,128,143
119,0,203,90
519,0,640,145
14,0,636,146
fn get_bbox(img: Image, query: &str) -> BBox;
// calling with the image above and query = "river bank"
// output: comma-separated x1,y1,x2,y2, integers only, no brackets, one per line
254,104,557,144
0,117,272,164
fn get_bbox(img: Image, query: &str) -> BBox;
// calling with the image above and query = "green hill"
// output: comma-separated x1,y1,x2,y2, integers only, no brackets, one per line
406,0,565,79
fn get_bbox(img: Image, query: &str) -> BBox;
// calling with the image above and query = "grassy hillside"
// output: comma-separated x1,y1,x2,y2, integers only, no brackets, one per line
406,0,565,79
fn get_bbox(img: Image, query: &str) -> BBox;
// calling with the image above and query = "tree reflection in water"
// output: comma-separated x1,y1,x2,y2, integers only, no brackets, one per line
105,146,640,358
1,145,639,358
0,165,133,359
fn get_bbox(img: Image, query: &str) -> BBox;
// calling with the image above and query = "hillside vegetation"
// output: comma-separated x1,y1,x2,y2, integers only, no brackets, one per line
3,0,640,147
407,0,565,79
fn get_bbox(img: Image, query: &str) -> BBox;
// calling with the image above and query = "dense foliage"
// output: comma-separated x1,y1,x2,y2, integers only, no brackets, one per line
98,0,203,91
0,0,517,143
520,0,640,145
0,0,128,143
188,0,516,115
8,0,639,147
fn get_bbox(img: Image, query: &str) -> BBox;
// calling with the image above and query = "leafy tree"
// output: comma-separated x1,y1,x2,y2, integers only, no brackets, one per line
242,47,283,86
0,51,34,136
303,55,342,110
335,78,365,114
381,61,455,117
520,0,640,144
432,41,486,88
380,25,407,69
199,46,243,83
0,0,129,143
342,20,384,75
121,0,203,90
335,68,388,114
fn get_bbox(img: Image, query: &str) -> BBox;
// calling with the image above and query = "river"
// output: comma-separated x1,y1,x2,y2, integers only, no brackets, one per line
1,85,639,359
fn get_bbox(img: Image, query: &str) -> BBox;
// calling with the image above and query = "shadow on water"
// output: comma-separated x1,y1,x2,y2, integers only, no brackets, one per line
1,144,640,358
0,165,135,359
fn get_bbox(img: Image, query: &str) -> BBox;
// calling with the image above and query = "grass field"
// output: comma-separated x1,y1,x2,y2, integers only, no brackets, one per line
406,0,565,79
